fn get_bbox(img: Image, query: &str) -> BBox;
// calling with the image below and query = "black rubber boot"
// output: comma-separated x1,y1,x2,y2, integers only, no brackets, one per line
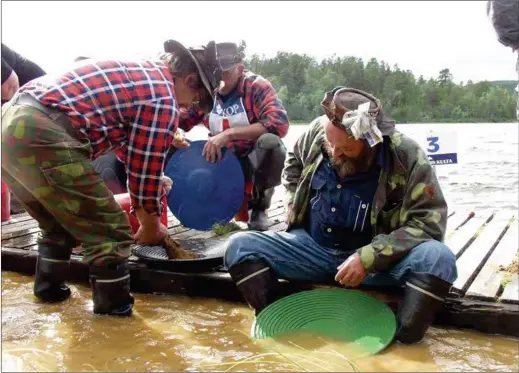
228,259,281,315
248,210,269,231
34,254,72,302
248,187,274,232
89,262,135,316
396,272,452,344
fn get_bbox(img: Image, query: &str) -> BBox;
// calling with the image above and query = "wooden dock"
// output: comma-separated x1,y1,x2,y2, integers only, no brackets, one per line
2,201,518,338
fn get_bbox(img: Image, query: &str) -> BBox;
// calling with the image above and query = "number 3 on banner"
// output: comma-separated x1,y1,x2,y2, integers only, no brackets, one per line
427,136,440,153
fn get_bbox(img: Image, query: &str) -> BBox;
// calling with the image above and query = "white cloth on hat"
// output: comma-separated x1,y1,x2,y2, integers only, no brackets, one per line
341,102,383,147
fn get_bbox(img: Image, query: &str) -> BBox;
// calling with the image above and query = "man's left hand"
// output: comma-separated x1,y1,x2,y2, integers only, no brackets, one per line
335,253,367,288
202,131,230,163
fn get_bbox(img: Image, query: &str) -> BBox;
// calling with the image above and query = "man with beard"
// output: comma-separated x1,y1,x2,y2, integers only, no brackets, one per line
223,87,457,344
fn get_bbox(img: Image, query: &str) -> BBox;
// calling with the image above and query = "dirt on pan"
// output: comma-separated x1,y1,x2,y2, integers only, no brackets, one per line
162,235,199,260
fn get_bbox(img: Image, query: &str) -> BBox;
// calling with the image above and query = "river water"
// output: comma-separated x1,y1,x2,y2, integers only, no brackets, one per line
2,122,519,372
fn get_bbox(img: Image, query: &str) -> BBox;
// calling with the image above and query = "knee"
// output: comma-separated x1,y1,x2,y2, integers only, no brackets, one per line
412,240,457,282
256,133,283,150
223,231,256,269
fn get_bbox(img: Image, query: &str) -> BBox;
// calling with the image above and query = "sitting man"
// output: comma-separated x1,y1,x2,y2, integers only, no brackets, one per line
179,41,290,231
224,87,458,344
1,39,219,316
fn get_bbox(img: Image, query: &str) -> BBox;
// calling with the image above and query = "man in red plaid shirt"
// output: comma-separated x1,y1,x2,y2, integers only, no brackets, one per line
1,39,219,316
178,41,290,231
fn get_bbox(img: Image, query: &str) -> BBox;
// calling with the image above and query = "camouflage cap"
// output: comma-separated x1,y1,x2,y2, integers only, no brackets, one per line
321,87,395,136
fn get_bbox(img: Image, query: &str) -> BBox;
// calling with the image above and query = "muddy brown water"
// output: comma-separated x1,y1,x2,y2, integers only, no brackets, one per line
2,272,518,372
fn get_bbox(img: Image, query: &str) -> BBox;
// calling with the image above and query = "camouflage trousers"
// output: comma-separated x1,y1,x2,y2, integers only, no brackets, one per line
1,94,134,266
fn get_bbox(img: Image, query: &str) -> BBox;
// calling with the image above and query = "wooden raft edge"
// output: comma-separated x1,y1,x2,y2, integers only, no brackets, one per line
2,246,518,338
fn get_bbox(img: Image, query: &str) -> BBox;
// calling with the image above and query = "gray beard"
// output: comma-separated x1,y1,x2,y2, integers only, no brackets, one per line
323,141,377,179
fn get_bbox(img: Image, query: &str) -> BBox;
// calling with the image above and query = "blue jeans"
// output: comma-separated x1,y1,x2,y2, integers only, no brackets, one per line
224,229,458,286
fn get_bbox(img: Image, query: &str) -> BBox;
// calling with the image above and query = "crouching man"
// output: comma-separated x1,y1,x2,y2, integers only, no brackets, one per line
179,41,289,231
1,39,218,316
224,87,457,344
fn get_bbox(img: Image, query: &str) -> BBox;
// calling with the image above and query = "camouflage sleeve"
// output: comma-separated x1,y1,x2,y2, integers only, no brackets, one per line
282,133,303,209
357,146,448,273
282,117,323,208
251,77,289,139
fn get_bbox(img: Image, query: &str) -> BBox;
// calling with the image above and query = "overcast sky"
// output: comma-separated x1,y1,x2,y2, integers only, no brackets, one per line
1,1,516,84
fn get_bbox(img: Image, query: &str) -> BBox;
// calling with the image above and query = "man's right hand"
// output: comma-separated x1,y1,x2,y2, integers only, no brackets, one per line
134,223,168,245
172,130,190,149
1,70,19,102
134,207,168,245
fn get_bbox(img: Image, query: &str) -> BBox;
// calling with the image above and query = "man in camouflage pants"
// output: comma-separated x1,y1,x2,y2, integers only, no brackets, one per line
224,87,458,344
1,39,219,316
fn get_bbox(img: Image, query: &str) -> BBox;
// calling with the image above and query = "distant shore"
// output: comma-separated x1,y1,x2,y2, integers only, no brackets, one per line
288,119,517,125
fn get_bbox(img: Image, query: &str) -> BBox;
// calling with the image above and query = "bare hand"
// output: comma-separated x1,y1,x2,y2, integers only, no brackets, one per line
335,253,367,288
134,223,168,246
202,132,230,163
1,71,19,102
172,131,190,149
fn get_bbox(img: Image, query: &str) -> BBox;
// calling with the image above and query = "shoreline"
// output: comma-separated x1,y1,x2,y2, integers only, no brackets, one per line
289,120,517,125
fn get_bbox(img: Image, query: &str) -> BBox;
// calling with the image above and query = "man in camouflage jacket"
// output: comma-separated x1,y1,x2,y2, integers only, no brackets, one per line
224,87,458,344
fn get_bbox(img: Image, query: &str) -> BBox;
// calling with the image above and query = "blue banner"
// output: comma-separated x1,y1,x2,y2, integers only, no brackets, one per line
428,153,458,165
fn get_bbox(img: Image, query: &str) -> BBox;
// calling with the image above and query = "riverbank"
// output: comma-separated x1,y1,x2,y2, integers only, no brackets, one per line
288,119,517,125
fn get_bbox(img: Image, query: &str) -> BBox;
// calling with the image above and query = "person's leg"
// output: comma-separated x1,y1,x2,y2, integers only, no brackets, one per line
92,152,128,194
1,100,135,315
1,171,76,302
247,133,287,231
234,157,254,222
362,240,457,344
224,228,339,313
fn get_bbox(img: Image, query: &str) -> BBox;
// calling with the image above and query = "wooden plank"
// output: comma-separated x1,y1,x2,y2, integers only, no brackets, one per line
446,211,474,238
466,222,518,300
501,275,519,304
172,206,286,242
452,213,511,295
0,199,286,251
1,212,31,225
1,226,41,241
1,219,40,235
445,214,490,257
435,297,519,338
1,232,39,250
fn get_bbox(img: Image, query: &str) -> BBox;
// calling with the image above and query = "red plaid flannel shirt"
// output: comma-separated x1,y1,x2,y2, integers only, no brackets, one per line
179,71,289,157
20,59,179,216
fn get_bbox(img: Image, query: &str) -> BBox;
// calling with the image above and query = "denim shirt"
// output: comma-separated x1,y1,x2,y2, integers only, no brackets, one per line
308,144,386,250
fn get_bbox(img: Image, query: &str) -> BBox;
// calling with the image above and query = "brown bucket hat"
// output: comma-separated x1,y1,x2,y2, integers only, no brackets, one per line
163,39,221,100
321,86,395,137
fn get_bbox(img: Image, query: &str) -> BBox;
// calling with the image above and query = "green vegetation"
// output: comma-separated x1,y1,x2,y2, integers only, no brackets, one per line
245,53,517,123
211,221,242,236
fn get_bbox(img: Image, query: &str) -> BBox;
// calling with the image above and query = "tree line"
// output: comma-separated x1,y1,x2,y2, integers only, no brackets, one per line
245,52,517,123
